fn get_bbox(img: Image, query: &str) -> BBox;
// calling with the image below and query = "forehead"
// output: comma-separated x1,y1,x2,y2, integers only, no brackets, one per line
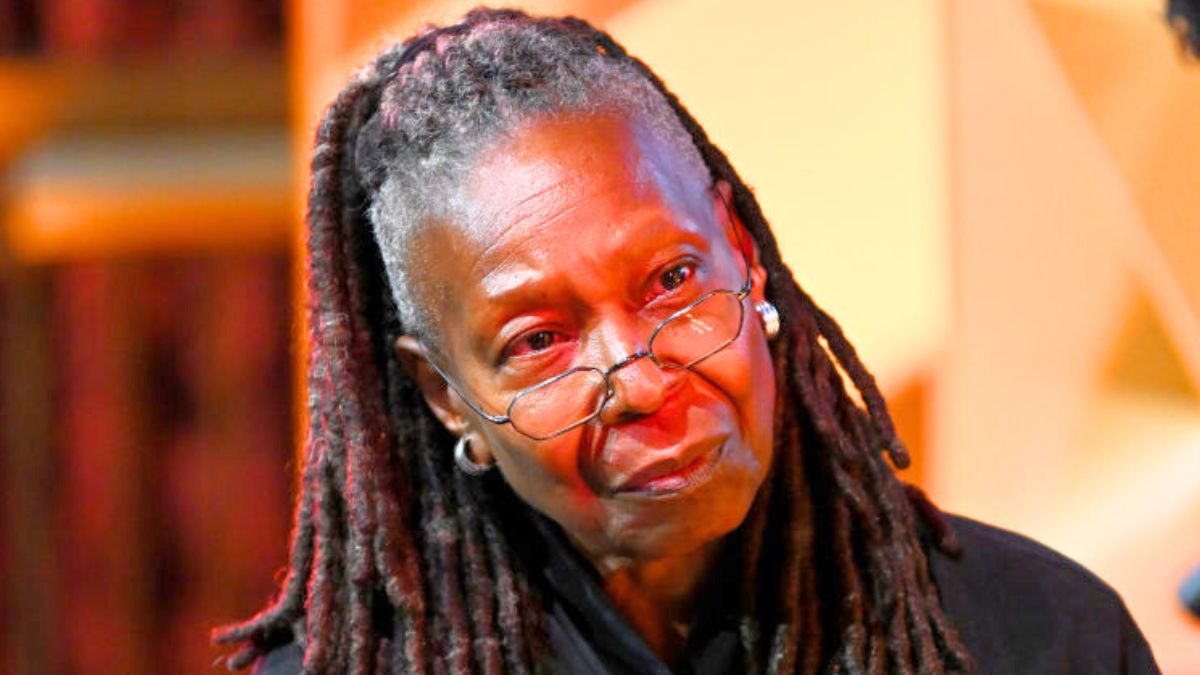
407,110,717,344
458,111,711,249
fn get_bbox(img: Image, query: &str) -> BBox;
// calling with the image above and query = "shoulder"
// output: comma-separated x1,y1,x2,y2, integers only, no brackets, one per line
250,641,302,675
930,514,1160,674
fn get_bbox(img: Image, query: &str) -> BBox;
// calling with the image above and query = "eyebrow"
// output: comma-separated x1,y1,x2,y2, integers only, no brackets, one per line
461,208,717,350
478,264,546,304
478,221,710,302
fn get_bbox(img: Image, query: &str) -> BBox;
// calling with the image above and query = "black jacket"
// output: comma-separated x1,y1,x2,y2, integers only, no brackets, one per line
253,515,1161,674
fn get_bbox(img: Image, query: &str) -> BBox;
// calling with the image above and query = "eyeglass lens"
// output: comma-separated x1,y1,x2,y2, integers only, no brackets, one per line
507,290,745,439
508,368,607,440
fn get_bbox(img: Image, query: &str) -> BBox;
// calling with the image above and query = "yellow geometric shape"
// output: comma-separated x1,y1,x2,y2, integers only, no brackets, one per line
1031,0,1200,392
1103,288,1200,400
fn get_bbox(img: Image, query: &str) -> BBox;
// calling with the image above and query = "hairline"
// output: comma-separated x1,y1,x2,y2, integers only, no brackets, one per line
372,84,714,349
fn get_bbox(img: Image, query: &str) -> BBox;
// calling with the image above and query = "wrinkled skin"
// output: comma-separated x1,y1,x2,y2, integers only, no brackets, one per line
394,111,777,661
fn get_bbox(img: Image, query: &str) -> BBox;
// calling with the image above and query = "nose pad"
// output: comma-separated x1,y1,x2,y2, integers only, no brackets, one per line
598,355,683,425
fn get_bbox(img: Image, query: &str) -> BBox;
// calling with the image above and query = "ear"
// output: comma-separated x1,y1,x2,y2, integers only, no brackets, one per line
393,335,471,436
393,335,497,466
712,180,769,303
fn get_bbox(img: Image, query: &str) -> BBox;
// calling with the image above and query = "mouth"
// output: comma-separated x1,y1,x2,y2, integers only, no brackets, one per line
610,441,725,498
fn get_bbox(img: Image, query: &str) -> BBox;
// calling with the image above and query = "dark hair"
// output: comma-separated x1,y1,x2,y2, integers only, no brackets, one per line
1170,0,1200,55
215,9,977,674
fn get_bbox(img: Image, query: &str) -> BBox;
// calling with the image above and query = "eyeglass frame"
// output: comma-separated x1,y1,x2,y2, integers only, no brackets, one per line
420,187,754,441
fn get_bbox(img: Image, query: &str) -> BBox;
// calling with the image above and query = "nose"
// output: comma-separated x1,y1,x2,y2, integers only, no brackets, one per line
589,316,684,426
598,353,681,425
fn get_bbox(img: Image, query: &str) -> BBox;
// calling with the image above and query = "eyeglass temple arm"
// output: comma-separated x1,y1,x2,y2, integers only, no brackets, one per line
416,345,511,425
713,184,754,298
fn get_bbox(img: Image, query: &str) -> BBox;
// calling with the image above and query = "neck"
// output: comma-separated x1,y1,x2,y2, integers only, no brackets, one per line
585,539,725,665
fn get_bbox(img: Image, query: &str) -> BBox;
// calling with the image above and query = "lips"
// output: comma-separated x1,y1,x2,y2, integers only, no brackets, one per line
609,439,725,495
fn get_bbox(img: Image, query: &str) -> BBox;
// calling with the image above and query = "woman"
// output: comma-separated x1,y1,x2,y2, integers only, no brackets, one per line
216,9,1158,674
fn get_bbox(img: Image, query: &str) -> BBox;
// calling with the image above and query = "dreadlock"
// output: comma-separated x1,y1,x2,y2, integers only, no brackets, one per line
214,9,979,674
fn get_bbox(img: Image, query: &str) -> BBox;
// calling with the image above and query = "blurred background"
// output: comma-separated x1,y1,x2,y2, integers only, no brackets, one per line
0,0,1196,673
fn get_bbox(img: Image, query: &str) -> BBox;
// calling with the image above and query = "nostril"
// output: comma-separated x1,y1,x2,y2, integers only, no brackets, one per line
602,358,673,423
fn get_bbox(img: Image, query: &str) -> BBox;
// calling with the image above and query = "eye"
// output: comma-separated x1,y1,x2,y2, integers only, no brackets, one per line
661,264,690,290
504,329,566,360
653,261,697,296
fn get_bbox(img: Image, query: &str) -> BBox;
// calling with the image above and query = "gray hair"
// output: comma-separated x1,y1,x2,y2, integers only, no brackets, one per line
356,15,712,342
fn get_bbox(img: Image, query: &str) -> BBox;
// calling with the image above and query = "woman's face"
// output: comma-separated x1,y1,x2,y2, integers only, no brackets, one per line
398,111,776,563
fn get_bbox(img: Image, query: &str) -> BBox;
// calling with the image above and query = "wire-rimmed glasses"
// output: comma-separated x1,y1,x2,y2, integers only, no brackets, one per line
425,191,753,441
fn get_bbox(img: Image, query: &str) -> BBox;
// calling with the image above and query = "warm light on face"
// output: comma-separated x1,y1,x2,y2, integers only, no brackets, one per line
419,188,754,442
406,111,777,562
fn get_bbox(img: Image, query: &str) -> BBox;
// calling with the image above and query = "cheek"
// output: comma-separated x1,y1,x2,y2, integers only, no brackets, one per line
482,428,606,529
487,429,578,484
696,322,776,448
